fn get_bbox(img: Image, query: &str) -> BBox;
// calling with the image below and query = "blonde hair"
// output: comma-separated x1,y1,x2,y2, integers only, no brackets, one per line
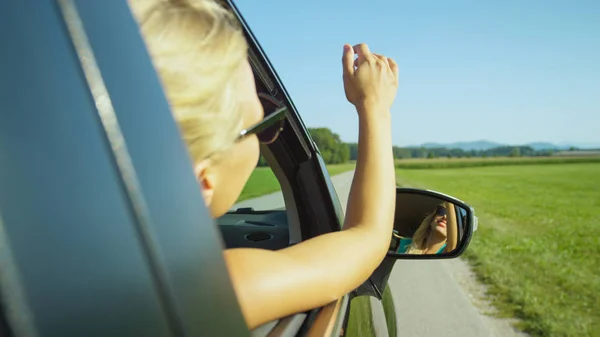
130,0,248,162
404,212,435,254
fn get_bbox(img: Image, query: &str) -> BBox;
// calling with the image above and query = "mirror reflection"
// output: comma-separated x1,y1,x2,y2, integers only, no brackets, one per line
389,192,468,256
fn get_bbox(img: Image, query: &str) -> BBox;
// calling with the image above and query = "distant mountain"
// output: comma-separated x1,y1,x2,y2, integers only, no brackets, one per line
406,141,600,151
526,142,566,151
557,142,600,150
418,140,504,151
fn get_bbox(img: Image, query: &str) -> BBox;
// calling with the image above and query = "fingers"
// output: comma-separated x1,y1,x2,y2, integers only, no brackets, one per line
388,57,399,81
373,53,389,67
342,44,355,77
353,43,373,65
374,53,398,78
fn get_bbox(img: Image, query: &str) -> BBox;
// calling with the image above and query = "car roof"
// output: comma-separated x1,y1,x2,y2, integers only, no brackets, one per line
0,1,249,336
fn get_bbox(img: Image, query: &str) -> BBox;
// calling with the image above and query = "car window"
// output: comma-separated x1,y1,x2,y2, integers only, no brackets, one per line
229,76,289,212
231,153,284,211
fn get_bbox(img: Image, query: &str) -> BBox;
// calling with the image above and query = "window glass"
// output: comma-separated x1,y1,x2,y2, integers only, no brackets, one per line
230,154,284,211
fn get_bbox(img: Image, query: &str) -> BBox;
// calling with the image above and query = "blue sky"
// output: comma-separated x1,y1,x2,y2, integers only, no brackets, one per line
236,0,599,147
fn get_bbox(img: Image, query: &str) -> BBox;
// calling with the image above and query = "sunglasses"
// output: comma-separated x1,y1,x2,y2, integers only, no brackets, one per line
435,205,447,217
236,93,287,144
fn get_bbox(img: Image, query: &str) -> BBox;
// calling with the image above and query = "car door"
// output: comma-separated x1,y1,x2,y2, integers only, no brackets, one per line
0,1,250,336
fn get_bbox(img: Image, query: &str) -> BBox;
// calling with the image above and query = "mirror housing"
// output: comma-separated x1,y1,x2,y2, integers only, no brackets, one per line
387,188,477,260
351,188,478,299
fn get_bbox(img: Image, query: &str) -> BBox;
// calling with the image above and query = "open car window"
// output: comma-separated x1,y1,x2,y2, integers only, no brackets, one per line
231,151,284,212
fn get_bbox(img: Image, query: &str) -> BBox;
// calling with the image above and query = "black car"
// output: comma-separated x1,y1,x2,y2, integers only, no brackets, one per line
0,1,477,336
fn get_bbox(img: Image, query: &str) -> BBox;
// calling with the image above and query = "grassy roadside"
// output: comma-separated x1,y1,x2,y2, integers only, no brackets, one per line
395,161,600,337
237,162,355,202
395,156,600,169
325,162,356,176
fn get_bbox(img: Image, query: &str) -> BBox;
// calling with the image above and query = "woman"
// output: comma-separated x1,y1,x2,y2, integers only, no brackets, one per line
129,0,398,329
402,201,458,254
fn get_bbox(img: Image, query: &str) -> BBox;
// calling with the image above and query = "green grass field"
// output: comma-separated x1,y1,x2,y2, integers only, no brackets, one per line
237,162,355,202
396,161,600,337
395,156,600,169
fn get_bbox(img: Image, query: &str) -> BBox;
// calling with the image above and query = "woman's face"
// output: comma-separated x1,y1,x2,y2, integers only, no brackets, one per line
431,206,448,237
196,60,263,217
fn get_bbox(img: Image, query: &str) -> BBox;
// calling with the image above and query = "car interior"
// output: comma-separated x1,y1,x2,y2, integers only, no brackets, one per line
214,3,348,253
215,47,301,252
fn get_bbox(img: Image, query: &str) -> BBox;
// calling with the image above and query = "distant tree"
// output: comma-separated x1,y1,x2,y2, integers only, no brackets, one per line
392,146,412,159
347,143,359,160
332,141,350,164
450,148,465,158
509,147,521,157
308,127,349,164
366,144,563,160
539,150,555,156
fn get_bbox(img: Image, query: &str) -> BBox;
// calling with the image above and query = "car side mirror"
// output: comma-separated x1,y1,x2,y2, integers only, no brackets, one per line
388,188,477,259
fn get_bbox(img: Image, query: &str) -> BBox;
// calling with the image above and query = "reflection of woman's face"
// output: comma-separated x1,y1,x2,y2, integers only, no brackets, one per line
430,206,448,237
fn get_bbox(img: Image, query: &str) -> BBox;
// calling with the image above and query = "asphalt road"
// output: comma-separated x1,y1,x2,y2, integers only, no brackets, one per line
234,171,526,337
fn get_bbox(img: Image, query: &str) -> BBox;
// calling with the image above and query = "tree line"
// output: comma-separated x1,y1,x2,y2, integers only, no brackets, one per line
257,127,350,166
256,127,567,166
388,145,558,159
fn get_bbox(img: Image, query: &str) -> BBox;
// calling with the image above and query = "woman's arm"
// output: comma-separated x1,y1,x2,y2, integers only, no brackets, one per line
444,201,458,253
225,43,399,329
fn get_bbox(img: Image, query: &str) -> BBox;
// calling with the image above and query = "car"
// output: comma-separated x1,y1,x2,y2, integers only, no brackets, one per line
0,1,477,336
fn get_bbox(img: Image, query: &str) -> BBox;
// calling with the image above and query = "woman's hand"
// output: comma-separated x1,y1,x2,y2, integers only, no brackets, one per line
341,43,399,115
